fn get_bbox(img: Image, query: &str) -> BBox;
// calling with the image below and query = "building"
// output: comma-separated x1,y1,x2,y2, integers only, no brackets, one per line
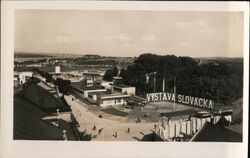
71,82,133,107
25,63,43,67
113,76,123,85
95,80,113,89
52,72,84,83
14,71,33,86
86,91,130,107
155,110,233,142
55,66,61,74
70,82,106,99
83,71,105,82
22,79,71,113
83,88,107,99
82,78,94,87
113,84,136,95
97,93,130,107
190,121,242,142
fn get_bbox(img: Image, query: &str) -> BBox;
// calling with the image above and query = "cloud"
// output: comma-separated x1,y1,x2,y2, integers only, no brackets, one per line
44,35,96,44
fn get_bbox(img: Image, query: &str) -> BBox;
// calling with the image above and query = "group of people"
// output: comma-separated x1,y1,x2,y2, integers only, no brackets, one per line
92,125,103,135
92,125,131,138
113,128,130,138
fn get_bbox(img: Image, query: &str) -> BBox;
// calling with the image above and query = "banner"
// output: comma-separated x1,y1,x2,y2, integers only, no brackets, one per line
146,92,214,109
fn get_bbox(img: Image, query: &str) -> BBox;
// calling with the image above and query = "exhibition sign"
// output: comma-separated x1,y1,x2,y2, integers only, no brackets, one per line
146,92,214,109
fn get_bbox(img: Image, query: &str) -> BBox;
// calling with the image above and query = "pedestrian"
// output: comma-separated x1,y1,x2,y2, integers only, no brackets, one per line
115,131,118,138
93,125,96,131
128,128,130,133
98,129,102,135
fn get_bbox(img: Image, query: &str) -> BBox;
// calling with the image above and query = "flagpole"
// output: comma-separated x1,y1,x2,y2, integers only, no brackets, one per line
163,75,165,106
153,72,156,102
174,76,176,109
162,75,165,93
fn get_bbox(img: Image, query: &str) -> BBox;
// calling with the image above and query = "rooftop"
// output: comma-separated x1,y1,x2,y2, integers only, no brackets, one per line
83,71,105,76
37,81,54,91
14,95,77,140
191,122,242,142
71,82,104,91
100,93,130,99
113,76,122,80
88,91,107,96
113,84,135,88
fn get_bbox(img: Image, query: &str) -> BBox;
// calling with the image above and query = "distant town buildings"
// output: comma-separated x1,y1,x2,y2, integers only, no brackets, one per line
83,71,105,82
113,84,136,95
55,66,61,74
14,71,33,86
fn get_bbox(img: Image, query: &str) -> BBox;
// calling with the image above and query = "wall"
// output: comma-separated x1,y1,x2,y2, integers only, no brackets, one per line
86,94,97,104
83,89,106,98
156,117,213,141
156,115,232,141
99,98,127,107
22,83,63,110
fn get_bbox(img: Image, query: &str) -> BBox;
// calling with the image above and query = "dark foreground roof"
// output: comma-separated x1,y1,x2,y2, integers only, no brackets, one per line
14,95,77,140
191,122,242,142
22,81,71,113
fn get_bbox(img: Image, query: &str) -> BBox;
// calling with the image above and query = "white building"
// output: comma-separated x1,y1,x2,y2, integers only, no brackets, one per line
95,80,113,89
83,71,105,82
113,84,136,95
83,89,106,98
113,76,123,85
86,91,130,107
98,93,130,107
55,66,61,74
14,71,33,86
83,78,94,87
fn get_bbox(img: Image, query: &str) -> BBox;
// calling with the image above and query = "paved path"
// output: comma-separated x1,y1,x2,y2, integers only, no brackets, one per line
64,95,155,141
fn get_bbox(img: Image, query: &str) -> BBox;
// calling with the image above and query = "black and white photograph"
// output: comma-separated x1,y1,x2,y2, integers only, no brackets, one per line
1,1,249,158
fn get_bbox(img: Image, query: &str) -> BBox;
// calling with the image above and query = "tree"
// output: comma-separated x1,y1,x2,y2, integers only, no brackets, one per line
120,53,243,105
103,69,114,81
54,78,71,95
103,67,119,81
119,68,129,84
112,67,119,76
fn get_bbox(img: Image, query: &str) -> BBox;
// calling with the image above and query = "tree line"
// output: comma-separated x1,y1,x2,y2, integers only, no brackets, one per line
115,53,243,105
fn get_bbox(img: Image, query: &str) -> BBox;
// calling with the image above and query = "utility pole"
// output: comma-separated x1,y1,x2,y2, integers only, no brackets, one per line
146,71,157,102
163,75,165,106
153,72,156,102
173,76,176,109
162,75,165,93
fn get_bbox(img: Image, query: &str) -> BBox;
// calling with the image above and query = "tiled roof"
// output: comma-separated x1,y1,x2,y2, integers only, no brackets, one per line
191,122,242,142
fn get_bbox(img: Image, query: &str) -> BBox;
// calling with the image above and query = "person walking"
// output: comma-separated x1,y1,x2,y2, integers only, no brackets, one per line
128,128,130,133
98,129,102,135
115,131,118,138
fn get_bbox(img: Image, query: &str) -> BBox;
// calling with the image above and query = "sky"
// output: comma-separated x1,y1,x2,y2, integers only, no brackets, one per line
15,10,244,57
